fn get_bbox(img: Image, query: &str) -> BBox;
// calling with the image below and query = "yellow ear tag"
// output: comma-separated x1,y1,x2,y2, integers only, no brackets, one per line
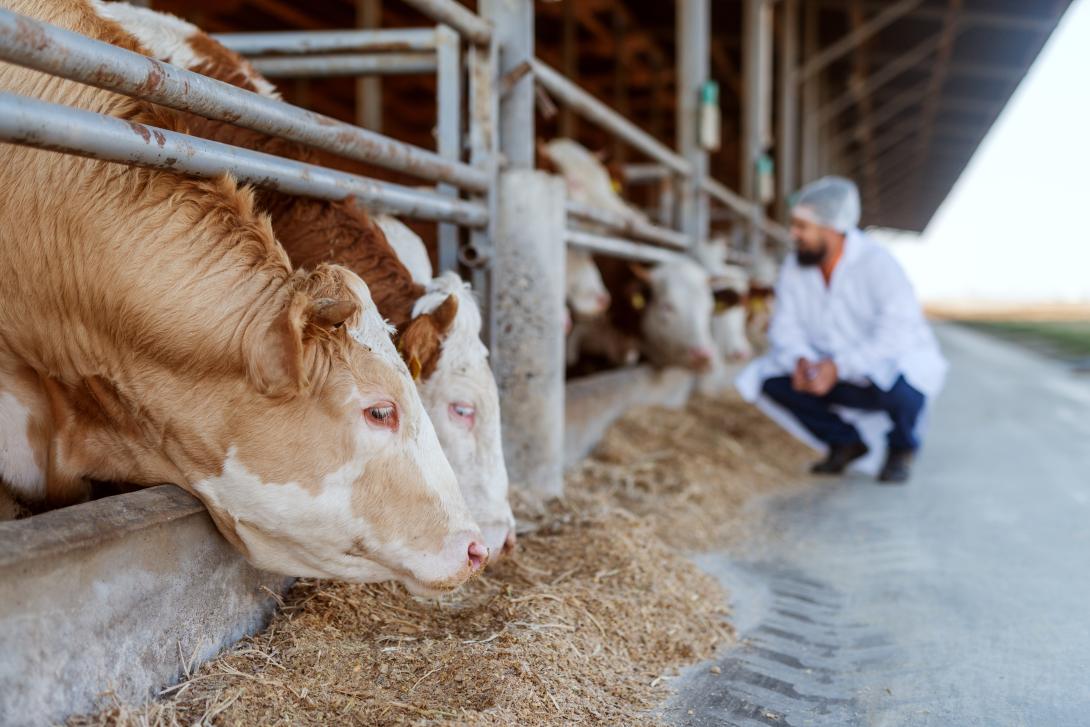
715,300,729,314
409,355,422,381
630,292,646,310
611,177,623,193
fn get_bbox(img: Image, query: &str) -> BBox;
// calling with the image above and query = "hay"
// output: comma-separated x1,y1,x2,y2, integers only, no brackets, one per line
74,392,813,727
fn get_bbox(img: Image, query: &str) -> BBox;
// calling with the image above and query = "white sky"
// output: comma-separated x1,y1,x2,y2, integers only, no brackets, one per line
876,0,1090,304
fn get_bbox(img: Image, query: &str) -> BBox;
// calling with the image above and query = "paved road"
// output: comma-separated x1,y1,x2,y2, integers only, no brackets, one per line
665,324,1090,727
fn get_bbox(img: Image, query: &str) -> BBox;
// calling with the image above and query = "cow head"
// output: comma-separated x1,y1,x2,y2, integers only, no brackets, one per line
566,249,611,319
193,265,486,595
395,273,516,559
630,258,718,372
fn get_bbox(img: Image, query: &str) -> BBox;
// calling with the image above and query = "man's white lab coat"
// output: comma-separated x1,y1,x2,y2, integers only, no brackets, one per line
736,228,947,471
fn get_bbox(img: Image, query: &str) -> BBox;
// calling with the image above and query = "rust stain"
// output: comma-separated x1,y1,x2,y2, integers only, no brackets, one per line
127,121,151,144
151,129,166,147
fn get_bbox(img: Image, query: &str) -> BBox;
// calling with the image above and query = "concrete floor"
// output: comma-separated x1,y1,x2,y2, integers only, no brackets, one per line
664,324,1090,727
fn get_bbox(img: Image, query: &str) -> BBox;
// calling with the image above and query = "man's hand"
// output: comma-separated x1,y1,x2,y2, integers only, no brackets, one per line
792,357,837,395
808,359,838,396
792,358,813,392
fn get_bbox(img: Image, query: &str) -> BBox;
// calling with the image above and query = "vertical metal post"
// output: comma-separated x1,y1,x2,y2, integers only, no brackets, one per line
676,0,710,247
776,0,799,221
741,0,772,256
435,24,461,273
482,0,564,499
800,0,819,185
355,0,382,131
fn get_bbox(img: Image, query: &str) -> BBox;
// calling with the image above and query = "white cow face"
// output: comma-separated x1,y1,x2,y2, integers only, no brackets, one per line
194,267,486,596
637,259,718,371
405,274,516,559
566,249,611,319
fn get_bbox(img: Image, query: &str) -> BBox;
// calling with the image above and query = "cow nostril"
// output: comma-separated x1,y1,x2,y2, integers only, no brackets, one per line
467,541,489,571
502,530,517,556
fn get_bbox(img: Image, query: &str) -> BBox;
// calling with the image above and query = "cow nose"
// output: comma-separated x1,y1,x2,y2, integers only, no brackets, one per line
690,346,715,370
595,292,611,311
502,530,517,556
467,541,489,571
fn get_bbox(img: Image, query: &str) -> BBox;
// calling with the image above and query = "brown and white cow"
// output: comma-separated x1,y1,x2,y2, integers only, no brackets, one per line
91,2,516,557
596,256,719,371
0,0,486,594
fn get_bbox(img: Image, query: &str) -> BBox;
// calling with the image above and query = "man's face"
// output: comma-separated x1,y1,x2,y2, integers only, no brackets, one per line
790,215,831,267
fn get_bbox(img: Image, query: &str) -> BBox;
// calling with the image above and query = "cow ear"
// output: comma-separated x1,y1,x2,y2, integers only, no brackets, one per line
395,314,443,382
429,294,459,335
308,298,359,330
246,291,310,398
628,262,653,283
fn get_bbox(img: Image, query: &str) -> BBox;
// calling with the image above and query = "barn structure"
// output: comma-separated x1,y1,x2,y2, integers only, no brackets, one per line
0,0,1072,723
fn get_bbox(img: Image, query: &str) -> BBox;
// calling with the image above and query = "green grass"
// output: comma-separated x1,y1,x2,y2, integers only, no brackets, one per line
962,320,1090,360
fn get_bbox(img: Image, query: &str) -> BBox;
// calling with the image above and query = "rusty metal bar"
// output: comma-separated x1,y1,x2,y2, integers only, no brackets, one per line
214,27,436,55
248,52,437,77
0,91,488,227
0,8,488,192
399,0,492,45
565,200,691,250
531,58,692,176
565,230,685,265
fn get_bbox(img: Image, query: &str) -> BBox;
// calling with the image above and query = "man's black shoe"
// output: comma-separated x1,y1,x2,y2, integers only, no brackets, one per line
810,442,869,475
878,448,915,484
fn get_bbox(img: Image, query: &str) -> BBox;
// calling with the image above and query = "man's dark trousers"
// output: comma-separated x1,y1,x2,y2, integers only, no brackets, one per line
761,375,926,451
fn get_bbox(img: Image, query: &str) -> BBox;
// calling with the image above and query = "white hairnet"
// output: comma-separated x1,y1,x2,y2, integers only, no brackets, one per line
791,176,861,232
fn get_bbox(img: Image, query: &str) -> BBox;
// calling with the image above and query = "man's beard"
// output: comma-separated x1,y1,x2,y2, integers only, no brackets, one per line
796,243,827,267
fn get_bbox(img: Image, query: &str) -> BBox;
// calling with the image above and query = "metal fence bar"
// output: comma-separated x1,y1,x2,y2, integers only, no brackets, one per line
214,27,437,55
0,92,487,227
0,8,488,193
703,177,792,246
531,58,692,176
565,200,690,250
566,230,685,265
400,0,492,45
249,52,437,77
435,24,461,273
621,162,671,184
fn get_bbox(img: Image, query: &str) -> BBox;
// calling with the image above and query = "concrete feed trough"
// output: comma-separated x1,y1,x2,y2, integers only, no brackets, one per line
0,486,289,727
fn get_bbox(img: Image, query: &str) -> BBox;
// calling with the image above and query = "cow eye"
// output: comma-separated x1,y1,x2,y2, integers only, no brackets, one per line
449,402,476,429
363,402,399,431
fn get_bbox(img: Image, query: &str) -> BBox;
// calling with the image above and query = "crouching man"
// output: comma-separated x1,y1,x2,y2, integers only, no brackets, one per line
736,177,947,483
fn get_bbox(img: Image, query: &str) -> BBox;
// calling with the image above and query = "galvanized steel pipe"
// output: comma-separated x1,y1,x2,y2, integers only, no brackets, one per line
0,8,489,193
565,229,684,265
249,52,438,78
214,27,437,55
399,0,492,45
0,92,488,227
565,200,690,250
532,59,692,176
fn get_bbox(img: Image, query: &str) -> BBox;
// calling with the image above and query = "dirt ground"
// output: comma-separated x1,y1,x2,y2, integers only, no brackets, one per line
74,392,814,727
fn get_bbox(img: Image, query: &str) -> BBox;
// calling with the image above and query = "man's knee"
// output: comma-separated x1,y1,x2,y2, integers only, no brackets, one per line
761,376,794,404
880,377,926,417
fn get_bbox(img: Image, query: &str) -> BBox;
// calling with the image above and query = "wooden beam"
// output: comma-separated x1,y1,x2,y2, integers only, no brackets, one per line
904,0,963,201
797,0,925,82
560,0,577,137
848,0,881,215
817,33,943,127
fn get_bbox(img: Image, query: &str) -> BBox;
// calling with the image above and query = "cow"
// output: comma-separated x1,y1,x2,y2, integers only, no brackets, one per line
695,237,754,362
90,1,517,557
0,0,488,594
375,214,433,287
596,256,719,372
538,138,648,225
